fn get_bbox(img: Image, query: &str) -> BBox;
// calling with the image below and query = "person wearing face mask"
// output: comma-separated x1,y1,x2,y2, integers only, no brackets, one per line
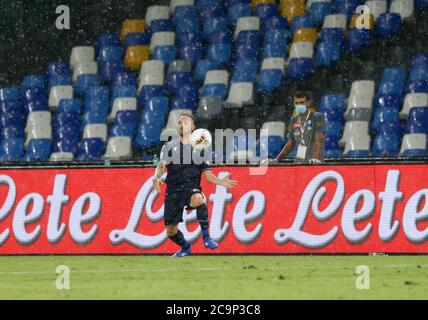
263,91,326,164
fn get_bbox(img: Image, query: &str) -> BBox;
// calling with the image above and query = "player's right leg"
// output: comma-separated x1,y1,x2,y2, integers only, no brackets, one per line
164,193,191,257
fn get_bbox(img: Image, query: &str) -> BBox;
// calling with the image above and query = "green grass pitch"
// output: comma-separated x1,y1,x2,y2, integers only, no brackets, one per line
0,255,427,300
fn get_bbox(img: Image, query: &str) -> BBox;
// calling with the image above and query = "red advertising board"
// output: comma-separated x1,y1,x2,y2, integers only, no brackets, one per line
0,164,427,254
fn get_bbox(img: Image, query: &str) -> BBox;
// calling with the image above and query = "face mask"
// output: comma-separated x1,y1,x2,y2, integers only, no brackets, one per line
295,104,307,115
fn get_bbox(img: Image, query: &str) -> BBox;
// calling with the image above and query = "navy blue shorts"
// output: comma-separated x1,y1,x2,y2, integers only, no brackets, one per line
164,189,203,226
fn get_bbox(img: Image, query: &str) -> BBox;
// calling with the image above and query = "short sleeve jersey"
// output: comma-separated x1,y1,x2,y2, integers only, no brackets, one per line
287,111,326,163
159,139,211,193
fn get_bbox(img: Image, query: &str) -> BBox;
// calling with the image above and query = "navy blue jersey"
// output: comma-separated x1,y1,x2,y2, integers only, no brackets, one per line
159,139,211,193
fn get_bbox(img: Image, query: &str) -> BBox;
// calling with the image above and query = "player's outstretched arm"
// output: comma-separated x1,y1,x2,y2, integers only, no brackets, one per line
203,171,238,189
152,163,166,193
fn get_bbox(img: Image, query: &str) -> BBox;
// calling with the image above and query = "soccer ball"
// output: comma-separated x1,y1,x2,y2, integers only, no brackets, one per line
190,128,212,150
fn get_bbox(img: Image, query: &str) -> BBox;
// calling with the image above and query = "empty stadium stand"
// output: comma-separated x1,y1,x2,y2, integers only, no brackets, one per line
1,0,428,163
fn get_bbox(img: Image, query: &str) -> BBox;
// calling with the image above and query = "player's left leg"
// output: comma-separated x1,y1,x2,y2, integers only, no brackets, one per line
189,191,218,250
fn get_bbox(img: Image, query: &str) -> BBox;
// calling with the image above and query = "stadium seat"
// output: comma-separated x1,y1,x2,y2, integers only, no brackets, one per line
138,60,165,90
335,0,360,19
47,61,71,77
0,139,24,162
406,107,428,135
349,13,375,30
0,87,20,102
104,137,132,160
108,97,137,123
97,46,124,67
58,99,81,114
196,96,223,120
199,2,226,20
290,15,314,34
48,74,72,91
287,58,314,80
315,41,341,67
263,15,288,30
372,133,400,157
208,42,232,64
150,32,175,54
145,5,170,27
48,86,73,110
257,58,285,93
339,121,369,147
400,93,428,119
400,133,427,156
21,75,47,92
204,17,228,39
95,33,120,53
289,41,314,59
346,28,371,52
195,60,219,83
322,14,347,30
255,3,279,21
310,2,333,26
124,46,150,71
372,107,400,134
25,139,52,162
234,17,260,39
390,0,414,20
77,138,106,161
232,58,259,82
375,13,401,38
203,70,229,99
280,0,305,24
112,85,136,101
73,61,98,82
70,46,95,69
344,134,371,157
83,124,108,141
120,19,145,41
365,0,388,20
114,71,138,87
293,28,317,44
226,83,254,107
228,3,252,25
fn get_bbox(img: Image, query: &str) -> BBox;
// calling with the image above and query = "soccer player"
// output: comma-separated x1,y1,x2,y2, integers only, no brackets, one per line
152,114,238,257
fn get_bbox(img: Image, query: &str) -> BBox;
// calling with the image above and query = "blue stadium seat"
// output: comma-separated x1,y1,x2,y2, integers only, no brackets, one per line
173,6,198,24
235,30,260,60
324,135,341,157
176,83,199,102
0,139,24,162
290,15,314,34
203,83,228,100
381,67,406,85
195,59,219,83
346,28,371,52
48,74,72,91
47,61,71,77
55,125,80,142
110,124,136,137
315,41,341,67
228,3,252,25
231,58,258,83
203,17,228,39
152,45,177,64
95,32,120,53
263,29,290,58
175,18,201,35
112,85,136,101
172,97,198,111
75,74,100,96
346,150,371,158
134,123,163,149
25,100,49,113
142,96,169,127
310,2,333,26
97,46,124,67
149,19,174,34
257,69,283,93
177,32,203,47
1,125,25,139
138,85,165,108
25,139,52,162
372,108,400,134
259,136,284,159
53,139,78,155
208,42,232,65
99,62,125,84
406,107,428,135
374,94,402,110
113,71,138,87
262,15,287,31
21,75,47,92
319,28,344,43
411,54,428,69
197,0,222,10
322,108,344,124
335,0,360,19
58,99,82,114
179,44,204,62
407,80,428,94
375,13,401,39
0,101,24,115
0,87,20,102
167,72,193,94
255,4,279,21
115,110,138,126
77,138,106,161
22,87,47,103
199,3,226,21
287,58,313,81
325,121,343,138
124,33,150,47
54,112,80,129
372,133,400,157
410,67,428,82
377,81,404,96
82,111,107,126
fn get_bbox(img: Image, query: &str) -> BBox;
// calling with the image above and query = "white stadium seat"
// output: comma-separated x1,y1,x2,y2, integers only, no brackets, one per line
70,46,95,69
104,137,132,160
108,97,137,123
344,134,371,154
261,58,286,73
349,80,375,100
234,17,260,39
322,14,347,29
204,70,229,86
26,111,51,133
145,5,170,27
289,42,314,59
48,86,73,109
170,0,194,14
150,32,175,53
73,61,98,82
138,60,165,91
400,93,428,119
339,121,369,147
50,152,74,162
365,0,388,20
400,133,427,154
83,124,108,141
25,126,52,148
390,0,414,19
261,121,286,138
226,83,254,107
